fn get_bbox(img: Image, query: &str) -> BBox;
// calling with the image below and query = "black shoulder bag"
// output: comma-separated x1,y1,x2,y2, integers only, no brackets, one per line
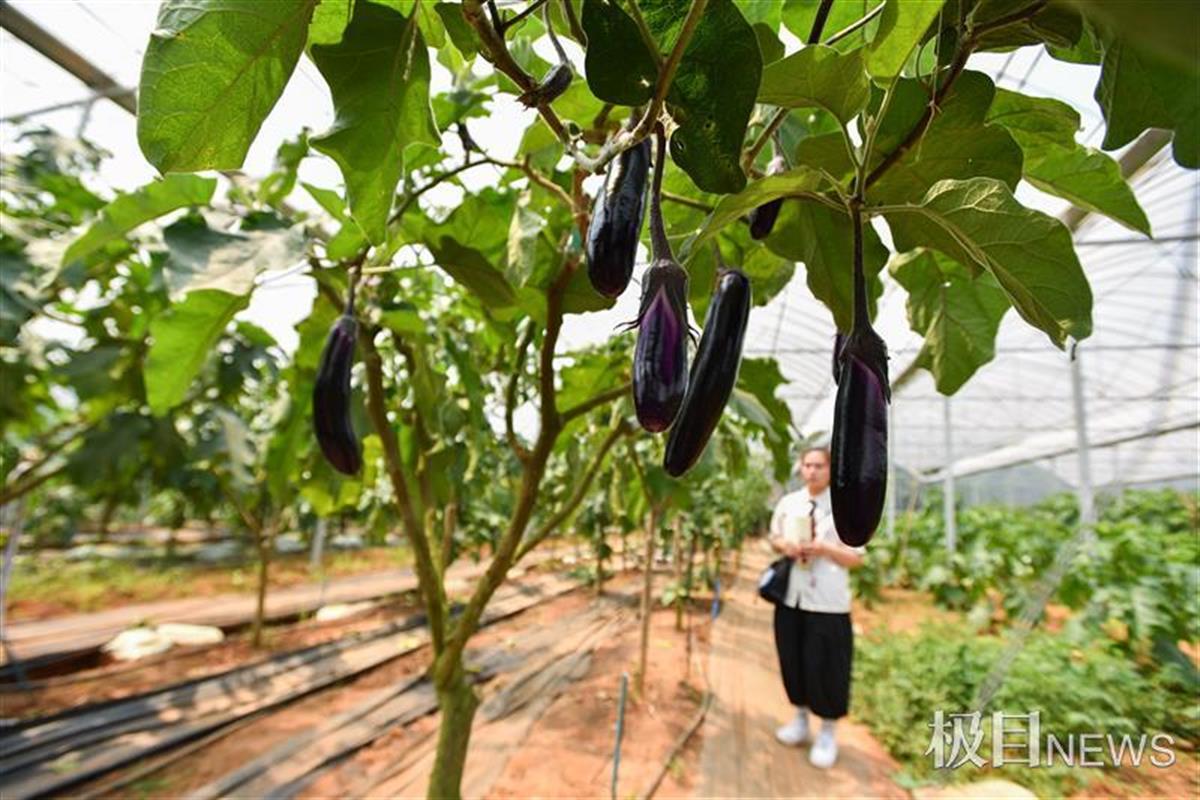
757,556,792,605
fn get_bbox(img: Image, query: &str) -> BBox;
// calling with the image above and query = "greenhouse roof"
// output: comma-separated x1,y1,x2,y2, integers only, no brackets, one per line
2,0,1196,493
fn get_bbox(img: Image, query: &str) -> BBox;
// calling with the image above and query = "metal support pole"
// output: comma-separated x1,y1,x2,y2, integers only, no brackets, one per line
1070,349,1096,539
942,396,956,553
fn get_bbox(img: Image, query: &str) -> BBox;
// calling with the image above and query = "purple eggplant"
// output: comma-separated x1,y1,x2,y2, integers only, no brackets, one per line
663,269,751,477
832,332,847,384
518,63,573,107
830,327,889,547
312,314,362,475
586,139,650,297
747,156,786,240
632,259,690,432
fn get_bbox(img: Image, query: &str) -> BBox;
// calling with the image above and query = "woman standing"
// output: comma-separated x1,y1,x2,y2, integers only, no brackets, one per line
767,446,865,769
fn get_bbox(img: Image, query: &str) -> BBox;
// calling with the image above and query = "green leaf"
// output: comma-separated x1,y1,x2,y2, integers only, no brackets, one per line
1095,36,1199,169
737,357,793,432
137,0,317,172
62,175,216,266
310,2,439,244
309,0,354,45
1070,0,1198,73
643,0,762,194
162,217,305,299
865,0,945,81
426,237,517,309
435,2,479,56
505,194,546,287
752,23,786,65
882,177,1093,347
581,0,658,105
0,252,39,344
889,248,1011,394
145,289,249,414
987,89,1150,235
868,71,1024,205
764,198,888,332
970,0,1083,51
301,182,368,260
687,227,794,320
758,46,869,125
682,167,822,258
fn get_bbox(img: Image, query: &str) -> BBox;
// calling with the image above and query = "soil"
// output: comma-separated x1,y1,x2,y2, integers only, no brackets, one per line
1,594,419,719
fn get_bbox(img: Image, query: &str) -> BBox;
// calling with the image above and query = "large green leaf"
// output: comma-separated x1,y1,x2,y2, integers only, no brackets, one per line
1069,0,1198,73
643,0,762,194
882,177,1092,347
581,0,658,105
889,248,1011,394
162,217,305,299
868,71,1024,205
1,252,40,344
62,175,216,266
309,0,353,45
426,237,517,309
969,0,1082,51
137,0,317,172
865,0,945,81
765,198,888,332
687,226,794,320
505,195,547,287
310,2,439,244
145,289,249,414
987,89,1150,235
1095,35,1199,169
682,167,822,258
758,46,869,125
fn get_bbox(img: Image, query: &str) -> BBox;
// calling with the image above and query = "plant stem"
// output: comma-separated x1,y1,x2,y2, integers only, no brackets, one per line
850,199,869,333
361,329,447,654
562,0,587,45
499,0,548,33
742,107,788,172
561,381,632,422
648,125,672,262
505,323,536,462
823,2,886,46
626,0,662,68
543,1,569,63
808,0,835,43
662,191,713,212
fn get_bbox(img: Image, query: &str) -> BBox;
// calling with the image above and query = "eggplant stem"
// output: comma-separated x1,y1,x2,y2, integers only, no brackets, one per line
850,202,869,334
649,125,673,262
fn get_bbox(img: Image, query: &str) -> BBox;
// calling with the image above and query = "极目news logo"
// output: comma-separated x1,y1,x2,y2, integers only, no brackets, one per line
925,711,1177,769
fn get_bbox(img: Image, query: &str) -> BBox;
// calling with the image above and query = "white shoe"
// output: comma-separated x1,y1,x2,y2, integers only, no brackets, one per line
775,712,810,746
809,730,838,768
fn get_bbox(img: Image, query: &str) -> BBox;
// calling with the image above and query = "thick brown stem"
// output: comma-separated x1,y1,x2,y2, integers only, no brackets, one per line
252,524,271,648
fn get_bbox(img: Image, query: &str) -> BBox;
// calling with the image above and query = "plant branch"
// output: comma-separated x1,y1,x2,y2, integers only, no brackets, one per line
662,191,713,212
864,0,1048,192
360,326,447,655
808,0,835,43
626,0,663,69
742,107,788,171
499,0,548,33
505,323,536,462
515,417,630,561
561,381,632,423
0,460,67,506
562,0,587,45
824,2,886,46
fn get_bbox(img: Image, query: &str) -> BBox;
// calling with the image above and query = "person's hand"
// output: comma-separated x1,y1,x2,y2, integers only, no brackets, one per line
799,540,826,559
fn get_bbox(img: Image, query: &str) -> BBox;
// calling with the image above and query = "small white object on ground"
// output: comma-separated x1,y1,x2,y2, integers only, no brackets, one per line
157,623,224,646
314,601,377,622
102,627,172,661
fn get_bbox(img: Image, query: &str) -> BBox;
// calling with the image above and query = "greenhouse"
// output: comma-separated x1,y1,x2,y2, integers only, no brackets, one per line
1,1,1196,799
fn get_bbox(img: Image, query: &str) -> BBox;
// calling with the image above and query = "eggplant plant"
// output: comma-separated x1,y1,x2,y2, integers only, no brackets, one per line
0,0,1190,797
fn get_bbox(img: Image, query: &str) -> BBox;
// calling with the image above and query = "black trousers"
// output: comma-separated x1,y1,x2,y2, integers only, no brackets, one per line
772,605,853,719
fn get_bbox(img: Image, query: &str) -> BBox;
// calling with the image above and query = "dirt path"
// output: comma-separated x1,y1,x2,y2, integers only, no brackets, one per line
696,546,906,798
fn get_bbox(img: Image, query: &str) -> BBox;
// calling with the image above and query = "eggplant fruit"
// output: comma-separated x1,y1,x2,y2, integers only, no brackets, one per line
312,314,362,475
748,199,783,240
632,260,690,432
663,269,751,477
832,332,847,384
830,327,889,547
586,139,651,297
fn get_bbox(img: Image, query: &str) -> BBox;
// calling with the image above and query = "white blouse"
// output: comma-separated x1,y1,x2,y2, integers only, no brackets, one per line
767,487,864,613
